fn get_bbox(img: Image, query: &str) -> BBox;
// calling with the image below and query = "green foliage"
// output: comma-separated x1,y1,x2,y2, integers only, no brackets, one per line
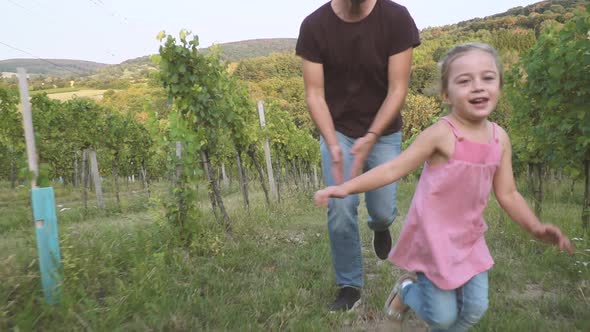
16,163,50,188
508,5,590,226
488,91,513,131
158,30,236,146
263,99,319,165
490,28,537,53
0,86,21,141
22,88,156,187
257,78,310,131
157,30,230,233
511,5,590,169
232,52,311,133
453,0,586,36
163,111,203,238
233,52,302,81
401,93,443,146
30,94,73,180
412,29,496,73
0,85,26,185
409,62,438,95
101,86,170,120
414,1,586,70
36,163,51,187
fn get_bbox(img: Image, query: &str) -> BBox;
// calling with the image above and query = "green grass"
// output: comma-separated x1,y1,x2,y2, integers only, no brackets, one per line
0,178,588,331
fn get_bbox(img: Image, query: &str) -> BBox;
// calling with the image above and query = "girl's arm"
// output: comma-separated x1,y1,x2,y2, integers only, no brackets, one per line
492,128,574,254
314,122,447,206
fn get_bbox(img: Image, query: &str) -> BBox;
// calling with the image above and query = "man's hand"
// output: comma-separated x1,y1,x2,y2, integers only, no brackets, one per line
329,144,344,184
350,133,377,178
531,224,575,254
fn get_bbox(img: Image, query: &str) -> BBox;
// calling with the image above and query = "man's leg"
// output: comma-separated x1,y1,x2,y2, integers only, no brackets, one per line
364,131,401,259
320,132,362,310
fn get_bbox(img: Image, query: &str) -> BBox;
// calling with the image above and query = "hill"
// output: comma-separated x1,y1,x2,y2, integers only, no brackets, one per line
108,38,297,69
430,0,586,35
201,38,297,62
85,38,297,85
402,0,588,96
0,58,109,77
0,38,296,80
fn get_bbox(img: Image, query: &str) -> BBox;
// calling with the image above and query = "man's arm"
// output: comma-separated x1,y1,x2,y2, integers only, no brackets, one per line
302,59,336,146
370,48,413,136
350,47,414,177
302,59,343,184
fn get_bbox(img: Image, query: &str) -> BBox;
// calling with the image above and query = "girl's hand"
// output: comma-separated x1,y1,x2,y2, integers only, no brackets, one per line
532,224,575,254
314,186,348,207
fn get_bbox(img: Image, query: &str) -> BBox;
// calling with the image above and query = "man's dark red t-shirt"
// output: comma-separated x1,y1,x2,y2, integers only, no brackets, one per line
296,0,421,138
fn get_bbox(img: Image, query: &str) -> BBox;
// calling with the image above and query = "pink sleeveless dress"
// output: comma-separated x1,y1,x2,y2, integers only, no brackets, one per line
389,117,502,290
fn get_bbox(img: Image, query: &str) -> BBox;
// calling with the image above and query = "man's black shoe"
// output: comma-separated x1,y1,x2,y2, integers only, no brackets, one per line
373,228,392,260
329,287,361,312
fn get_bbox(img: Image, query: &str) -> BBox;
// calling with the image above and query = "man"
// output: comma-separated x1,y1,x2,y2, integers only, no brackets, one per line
296,0,420,311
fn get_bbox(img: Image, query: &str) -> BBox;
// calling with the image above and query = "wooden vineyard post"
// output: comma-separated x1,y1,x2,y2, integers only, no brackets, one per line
313,165,319,189
221,162,229,188
88,149,105,209
18,68,62,304
257,101,278,201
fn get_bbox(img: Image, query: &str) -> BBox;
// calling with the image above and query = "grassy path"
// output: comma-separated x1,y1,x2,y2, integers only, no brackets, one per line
1,181,589,331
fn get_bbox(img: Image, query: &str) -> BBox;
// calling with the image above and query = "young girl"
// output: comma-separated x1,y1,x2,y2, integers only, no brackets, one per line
314,42,574,331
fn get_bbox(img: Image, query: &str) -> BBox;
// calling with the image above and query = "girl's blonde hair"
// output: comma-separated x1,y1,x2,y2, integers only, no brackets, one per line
438,42,503,94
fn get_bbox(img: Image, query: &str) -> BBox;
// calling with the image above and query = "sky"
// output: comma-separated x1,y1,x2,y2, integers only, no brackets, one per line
0,0,542,64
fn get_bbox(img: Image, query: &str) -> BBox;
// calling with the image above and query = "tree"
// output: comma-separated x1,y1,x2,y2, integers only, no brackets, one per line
31,95,72,183
158,30,239,232
0,85,24,188
511,5,590,227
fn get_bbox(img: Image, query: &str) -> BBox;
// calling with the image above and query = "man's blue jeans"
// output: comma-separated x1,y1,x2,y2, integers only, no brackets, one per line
402,271,489,332
320,131,401,288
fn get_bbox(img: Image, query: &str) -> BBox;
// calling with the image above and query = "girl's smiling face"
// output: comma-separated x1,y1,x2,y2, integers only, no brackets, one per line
443,49,501,122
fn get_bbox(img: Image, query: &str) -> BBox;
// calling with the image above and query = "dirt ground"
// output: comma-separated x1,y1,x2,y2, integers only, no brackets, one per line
341,308,428,332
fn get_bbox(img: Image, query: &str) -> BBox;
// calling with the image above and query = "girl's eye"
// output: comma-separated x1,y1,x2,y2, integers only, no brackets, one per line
458,80,470,84
484,76,496,81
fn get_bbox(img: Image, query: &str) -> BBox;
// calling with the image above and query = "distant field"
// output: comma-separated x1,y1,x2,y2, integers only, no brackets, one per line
29,87,80,95
46,89,108,101
28,87,108,101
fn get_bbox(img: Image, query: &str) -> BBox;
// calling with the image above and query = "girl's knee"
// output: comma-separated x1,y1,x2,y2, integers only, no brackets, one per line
423,305,457,330
460,300,489,325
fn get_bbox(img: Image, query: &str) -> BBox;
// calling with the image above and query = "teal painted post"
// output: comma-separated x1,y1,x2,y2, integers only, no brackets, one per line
18,68,63,304
31,187,62,304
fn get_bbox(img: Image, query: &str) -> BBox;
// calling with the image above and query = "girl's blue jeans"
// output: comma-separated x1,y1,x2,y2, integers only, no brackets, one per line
320,131,401,288
402,271,489,332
